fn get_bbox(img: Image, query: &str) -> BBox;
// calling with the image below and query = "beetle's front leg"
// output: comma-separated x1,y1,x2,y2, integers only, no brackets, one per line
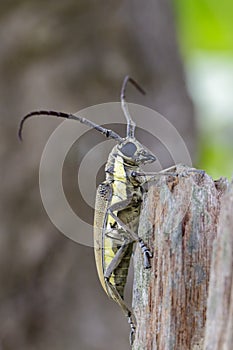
132,166,205,186
131,166,177,185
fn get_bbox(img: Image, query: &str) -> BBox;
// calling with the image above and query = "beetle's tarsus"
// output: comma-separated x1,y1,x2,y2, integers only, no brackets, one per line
179,169,205,178
143,252,152,269
129,328,135,346
138,238,153,269
128,312,136,345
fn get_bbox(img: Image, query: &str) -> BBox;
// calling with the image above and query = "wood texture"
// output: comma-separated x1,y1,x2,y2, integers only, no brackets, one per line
204,180,233,350
132,165,229,350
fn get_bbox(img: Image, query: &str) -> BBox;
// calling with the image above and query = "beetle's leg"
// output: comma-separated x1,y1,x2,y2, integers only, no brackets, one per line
131,167,178,185
107,201,152,269
161,166,205,177
104,276,136,345
104,238,131,278
132,167,205,185
157,165,205,176
103,238,136,344
131,171,177,187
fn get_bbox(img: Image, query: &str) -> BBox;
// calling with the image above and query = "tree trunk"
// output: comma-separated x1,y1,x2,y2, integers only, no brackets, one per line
133,164,230,350
204,179,233,349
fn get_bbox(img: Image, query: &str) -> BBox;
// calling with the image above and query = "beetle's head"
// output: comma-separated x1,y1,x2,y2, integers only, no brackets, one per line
117,138,156,165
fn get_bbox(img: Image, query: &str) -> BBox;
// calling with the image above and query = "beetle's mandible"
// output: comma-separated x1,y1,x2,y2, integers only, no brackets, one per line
19,76,179,345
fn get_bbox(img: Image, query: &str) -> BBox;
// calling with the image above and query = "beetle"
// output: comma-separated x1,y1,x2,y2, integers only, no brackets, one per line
19,76,179,344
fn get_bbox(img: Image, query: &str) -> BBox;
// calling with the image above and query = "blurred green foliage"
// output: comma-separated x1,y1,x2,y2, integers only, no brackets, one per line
199,133,233,179
173,0,233,179
174,0,233,55
198,135,233,180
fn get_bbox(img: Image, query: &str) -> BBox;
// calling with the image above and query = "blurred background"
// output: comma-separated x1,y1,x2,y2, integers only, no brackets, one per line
0,1,232,349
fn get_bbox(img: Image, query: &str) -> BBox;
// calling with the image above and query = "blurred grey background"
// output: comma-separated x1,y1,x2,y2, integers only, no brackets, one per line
0,1,196,349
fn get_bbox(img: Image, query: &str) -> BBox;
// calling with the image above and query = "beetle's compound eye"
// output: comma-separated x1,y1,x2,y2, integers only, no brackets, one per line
120,142,137,157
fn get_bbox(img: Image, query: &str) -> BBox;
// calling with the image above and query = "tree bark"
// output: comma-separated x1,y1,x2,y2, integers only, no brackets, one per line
204,179,233,350
133,164,229,350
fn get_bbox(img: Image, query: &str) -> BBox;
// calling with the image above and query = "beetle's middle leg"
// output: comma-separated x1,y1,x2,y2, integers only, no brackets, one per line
107,200,152,269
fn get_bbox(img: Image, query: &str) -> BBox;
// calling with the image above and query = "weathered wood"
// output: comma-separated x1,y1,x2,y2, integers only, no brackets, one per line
204,180,233,350
132,165,229,350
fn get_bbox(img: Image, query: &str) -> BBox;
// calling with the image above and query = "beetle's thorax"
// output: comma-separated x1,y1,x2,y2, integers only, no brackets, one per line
105,146,140,186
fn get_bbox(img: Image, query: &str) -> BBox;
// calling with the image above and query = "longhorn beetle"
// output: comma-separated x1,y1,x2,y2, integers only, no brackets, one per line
19,76,194,344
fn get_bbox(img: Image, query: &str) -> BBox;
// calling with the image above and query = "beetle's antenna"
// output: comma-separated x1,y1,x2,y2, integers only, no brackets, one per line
18,110,123,142
121,76,146,138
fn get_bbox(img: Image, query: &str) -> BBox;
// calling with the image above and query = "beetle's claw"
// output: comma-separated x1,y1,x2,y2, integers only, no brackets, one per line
128,313,136,345
129,328,135,346
143,251,152,269
148,250,153,258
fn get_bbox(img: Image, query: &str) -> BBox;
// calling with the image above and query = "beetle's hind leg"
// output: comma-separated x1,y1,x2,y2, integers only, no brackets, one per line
104,276,136,345
104,239,136,344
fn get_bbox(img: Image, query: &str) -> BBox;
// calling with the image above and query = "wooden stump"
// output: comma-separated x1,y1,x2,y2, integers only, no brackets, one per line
132,165,229,350
204,179,233,350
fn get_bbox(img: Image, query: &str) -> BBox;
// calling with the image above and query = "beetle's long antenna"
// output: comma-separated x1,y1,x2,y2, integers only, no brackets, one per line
121,76,146,138
18,110,123,142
